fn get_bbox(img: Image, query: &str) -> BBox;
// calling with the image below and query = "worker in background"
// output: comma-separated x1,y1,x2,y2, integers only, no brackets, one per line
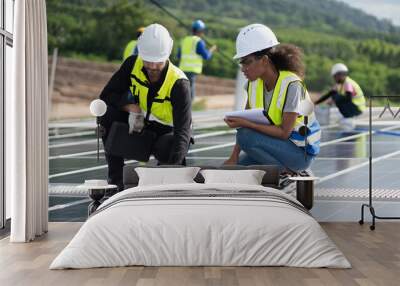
122,26,145,60
100,23,192,191
177,19,217,100
314,63,366,130
224,24,321,173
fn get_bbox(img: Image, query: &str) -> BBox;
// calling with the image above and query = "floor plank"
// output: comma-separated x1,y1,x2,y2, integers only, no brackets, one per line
0,222,399,286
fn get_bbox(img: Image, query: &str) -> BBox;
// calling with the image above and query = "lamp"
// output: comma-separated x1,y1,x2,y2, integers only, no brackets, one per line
89,99,107,161
288,99,318,203
298,99,314,117
298,99,314,159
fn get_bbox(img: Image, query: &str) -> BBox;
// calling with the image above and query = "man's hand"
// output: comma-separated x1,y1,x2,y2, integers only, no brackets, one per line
123,104,142,113
224,116,252,129
210,45,217,53
128,112,144,134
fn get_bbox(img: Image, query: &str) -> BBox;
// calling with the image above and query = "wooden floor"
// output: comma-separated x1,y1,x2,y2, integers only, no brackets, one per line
0,222,399,286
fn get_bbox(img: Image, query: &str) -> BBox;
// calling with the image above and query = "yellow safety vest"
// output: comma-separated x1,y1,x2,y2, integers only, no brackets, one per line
179,36,203,74
247,71,321,155
123,40,137,61
130,57,187,126
338,76,366,112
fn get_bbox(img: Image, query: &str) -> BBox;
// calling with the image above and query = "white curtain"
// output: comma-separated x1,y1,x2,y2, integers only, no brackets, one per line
8,0,49,242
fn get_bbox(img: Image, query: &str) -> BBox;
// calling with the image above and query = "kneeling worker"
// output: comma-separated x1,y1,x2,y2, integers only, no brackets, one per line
224,24,321,173
99,23,192,190
314,63,366,127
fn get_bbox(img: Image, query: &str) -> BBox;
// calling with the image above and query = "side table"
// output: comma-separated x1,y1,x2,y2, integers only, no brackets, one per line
77,184,117,216
288,176,319,210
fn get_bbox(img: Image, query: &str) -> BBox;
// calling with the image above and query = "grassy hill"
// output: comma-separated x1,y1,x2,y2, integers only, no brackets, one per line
47,0,400,97
156,0,400,41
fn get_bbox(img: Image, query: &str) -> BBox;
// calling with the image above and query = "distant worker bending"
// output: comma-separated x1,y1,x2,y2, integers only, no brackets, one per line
178,20,217,99
314,63,366,128
122,27,145,60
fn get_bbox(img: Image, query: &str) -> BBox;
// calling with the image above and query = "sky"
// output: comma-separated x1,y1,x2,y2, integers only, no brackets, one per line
339,0,400,26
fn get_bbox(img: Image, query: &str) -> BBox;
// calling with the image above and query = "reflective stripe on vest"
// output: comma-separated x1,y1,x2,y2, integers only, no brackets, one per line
338,76,366,112
247,71,321,155
179,36,203,74
123,40,137,61
130,57,187,126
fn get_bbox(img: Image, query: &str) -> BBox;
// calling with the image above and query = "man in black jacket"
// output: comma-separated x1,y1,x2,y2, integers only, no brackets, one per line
99,23,192,190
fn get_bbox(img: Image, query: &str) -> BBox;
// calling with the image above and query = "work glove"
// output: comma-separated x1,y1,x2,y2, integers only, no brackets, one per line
128,111,145,134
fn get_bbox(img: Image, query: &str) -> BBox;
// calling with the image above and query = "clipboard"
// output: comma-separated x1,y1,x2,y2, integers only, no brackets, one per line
225,108,270,125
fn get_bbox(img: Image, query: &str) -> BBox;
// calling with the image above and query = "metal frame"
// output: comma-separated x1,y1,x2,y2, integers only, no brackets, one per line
0,0,14,229
359,95,400,230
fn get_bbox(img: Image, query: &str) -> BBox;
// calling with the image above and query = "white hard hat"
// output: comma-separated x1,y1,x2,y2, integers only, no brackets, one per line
233,24,279,59
331,63,348,76
137,23,173,62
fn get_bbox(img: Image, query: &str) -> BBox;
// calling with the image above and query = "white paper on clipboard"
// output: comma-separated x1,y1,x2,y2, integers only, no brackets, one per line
225,108,270,125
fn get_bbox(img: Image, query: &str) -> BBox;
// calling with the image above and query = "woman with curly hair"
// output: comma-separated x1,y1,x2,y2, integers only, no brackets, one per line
224,24,321,173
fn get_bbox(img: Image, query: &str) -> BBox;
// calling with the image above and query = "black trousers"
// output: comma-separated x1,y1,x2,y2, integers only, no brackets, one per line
100,106,179,188
332,92,362,118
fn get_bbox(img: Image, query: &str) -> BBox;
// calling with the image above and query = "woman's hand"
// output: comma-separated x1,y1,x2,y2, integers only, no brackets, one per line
224,117,253,129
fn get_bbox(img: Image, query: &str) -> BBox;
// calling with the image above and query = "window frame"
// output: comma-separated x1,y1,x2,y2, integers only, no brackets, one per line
1,0,14,230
